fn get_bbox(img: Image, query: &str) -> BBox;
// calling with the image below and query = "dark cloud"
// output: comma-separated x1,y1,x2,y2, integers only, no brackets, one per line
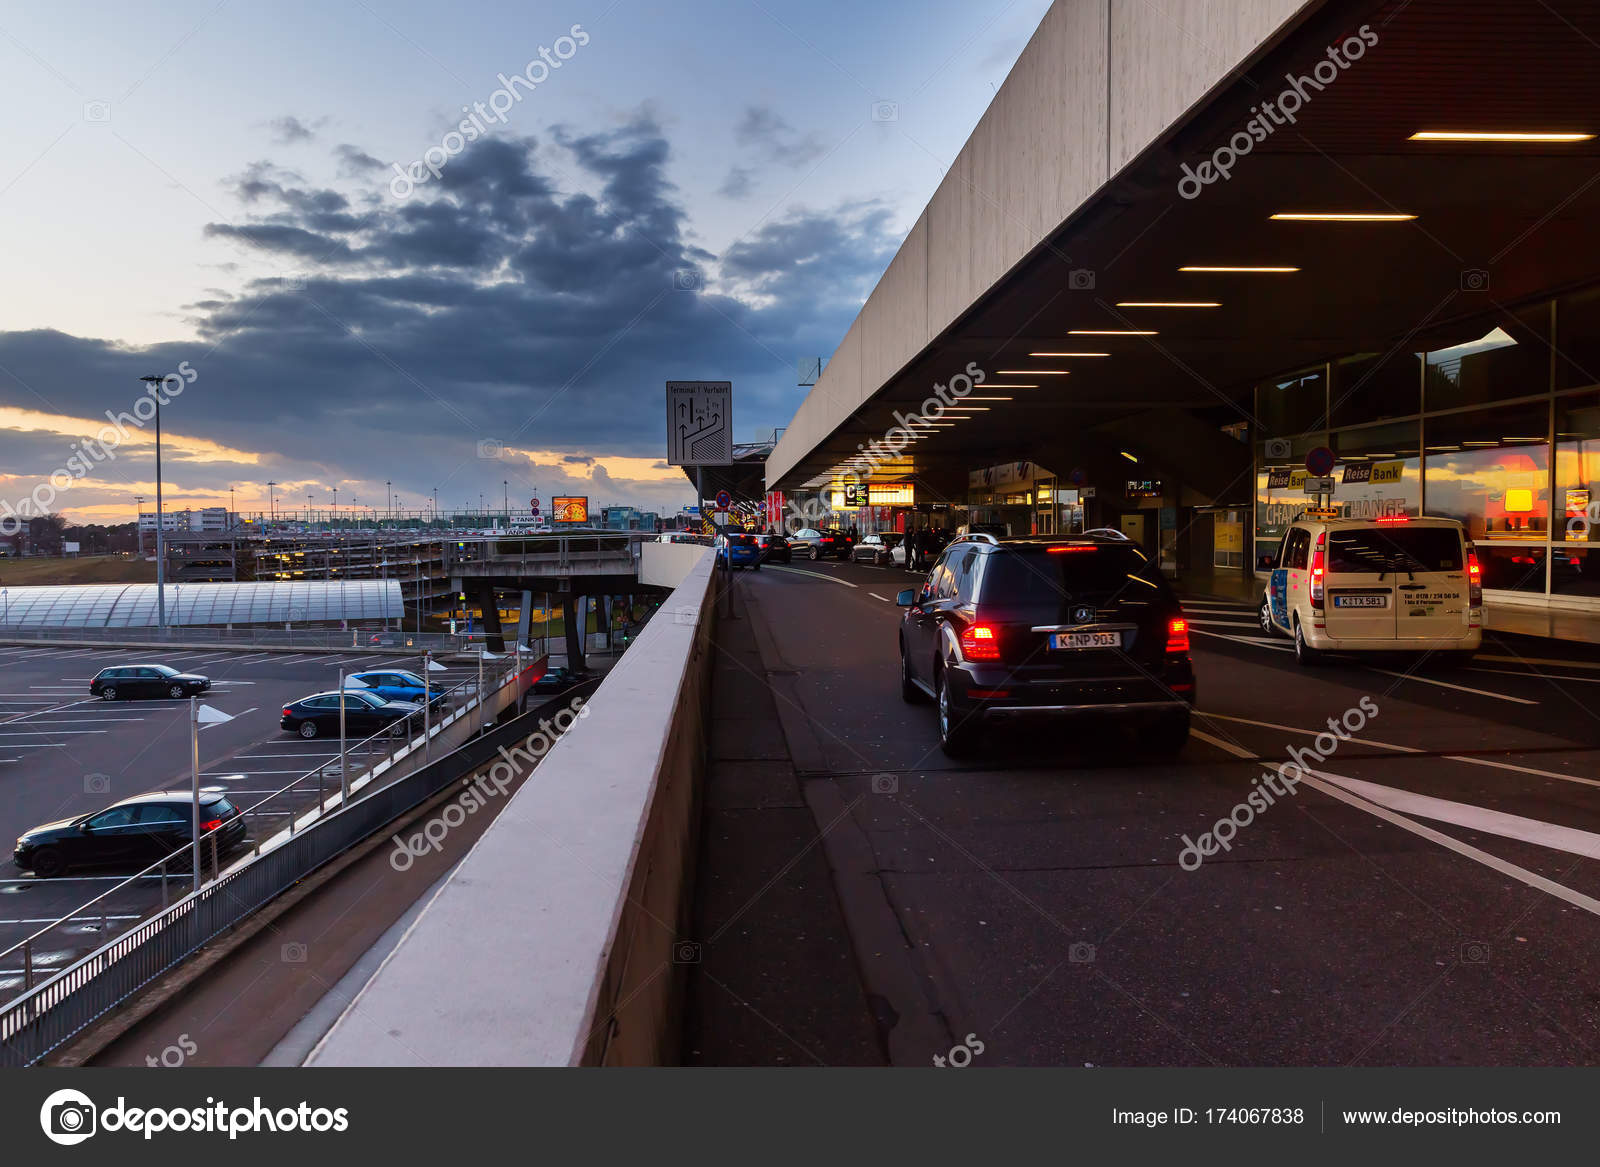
269,115,322,144
0,114,903,513
335,143,385,176
734,106,826,167
718,166,755,199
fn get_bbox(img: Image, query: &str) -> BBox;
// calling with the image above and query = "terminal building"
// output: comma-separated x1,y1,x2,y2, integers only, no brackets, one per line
765,0,1600,638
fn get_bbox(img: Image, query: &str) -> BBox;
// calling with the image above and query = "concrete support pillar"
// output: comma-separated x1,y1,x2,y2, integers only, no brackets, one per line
472,581,505,653
563,594,586,671
515,589,533,651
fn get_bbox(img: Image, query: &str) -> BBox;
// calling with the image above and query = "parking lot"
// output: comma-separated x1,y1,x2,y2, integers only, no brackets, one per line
0,643,489,996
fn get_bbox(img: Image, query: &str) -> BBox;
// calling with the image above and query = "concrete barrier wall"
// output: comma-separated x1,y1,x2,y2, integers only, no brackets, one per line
638,541,711,590
308,551,717,1065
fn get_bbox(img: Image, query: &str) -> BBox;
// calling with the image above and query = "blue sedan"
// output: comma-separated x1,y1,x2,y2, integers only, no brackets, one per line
346,669,446,704
717,533,762,570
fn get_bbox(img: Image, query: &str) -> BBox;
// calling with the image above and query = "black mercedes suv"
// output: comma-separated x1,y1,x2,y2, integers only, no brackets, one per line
896,534,1195,756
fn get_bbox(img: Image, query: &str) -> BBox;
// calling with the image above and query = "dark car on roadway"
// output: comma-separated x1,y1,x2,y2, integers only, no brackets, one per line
280,689,421,738
897,534,1195,757
14,789,248,878
753,533,791,563
530,664,587,695
90,663,211,701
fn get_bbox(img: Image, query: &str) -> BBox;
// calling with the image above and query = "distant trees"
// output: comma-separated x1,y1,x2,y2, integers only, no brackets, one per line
1,514,139,557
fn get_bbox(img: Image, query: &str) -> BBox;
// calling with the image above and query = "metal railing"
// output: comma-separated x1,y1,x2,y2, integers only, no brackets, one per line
0,654,534,1064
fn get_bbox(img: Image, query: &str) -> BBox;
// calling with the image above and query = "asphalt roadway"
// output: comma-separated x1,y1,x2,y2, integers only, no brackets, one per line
704,555,1600,1066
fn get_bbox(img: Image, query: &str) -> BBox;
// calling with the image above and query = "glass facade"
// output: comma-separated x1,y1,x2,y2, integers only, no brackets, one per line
1254,291,1600,605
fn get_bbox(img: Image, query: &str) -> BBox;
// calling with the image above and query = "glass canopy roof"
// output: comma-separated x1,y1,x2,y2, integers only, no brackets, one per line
0,581,404,628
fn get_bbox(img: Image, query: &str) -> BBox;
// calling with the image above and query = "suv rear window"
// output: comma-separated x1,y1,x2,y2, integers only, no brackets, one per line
203,795,237,816
1328,527,1463,575
981,545,1167,607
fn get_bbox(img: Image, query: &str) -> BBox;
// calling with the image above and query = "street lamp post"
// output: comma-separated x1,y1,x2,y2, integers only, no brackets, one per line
267,481,277,528
138,376,168,638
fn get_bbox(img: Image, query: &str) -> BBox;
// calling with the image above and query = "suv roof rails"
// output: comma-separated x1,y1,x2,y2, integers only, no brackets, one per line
1081,527,1131,541
950,532,999,546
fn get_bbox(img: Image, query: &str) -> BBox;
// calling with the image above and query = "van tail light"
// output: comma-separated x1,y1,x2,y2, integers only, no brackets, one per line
1467,546,1483,609
959,624,1002,661
1309,532,1326,610
1166,617,1190,654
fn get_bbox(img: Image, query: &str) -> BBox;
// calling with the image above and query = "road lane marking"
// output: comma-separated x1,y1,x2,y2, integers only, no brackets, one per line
1188,727,1258,759
1191,629,1293,652
1311,767,1600,860
1298,771,1600,919
1468,666,1600,684
767,566,860,588
869,593,891,603
1200,710,1600,790
1477,653,1600,671
1362,665,1537,705
1187,618,1260,629
1186,721,1600,917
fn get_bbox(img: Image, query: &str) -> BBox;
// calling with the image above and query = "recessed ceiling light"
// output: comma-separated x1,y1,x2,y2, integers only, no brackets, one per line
1120,450,1138,462
943,406,990,411
1462,441,1500,446
1068,329,1157,336
1411,130,1594,142
1270,212,1416,222
1180,266,1299,273
1114,301,1221,308
996,370,1069,376
961,396,1013,401
981,384,1042,389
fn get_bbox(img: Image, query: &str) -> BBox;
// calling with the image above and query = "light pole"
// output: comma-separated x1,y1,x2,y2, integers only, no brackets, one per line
133,495,145,557
387,480,392,529
503,480,509,519
332,486,338,531
267,481,277,527
432,487,439,526
139,375,168,638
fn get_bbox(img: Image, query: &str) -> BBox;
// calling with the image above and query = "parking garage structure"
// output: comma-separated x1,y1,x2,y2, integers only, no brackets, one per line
764,0,1600,637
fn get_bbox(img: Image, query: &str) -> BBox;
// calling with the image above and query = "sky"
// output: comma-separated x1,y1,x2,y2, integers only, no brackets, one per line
0,0,1052,524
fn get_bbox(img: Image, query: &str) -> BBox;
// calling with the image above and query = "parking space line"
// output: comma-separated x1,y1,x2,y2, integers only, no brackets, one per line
766,565,860,588
1192,629,1293,652
1468,666,1600,684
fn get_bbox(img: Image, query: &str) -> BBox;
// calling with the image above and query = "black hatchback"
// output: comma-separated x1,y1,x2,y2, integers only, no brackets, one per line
91,664,210,701
897,534,1195,756
14,790,248,878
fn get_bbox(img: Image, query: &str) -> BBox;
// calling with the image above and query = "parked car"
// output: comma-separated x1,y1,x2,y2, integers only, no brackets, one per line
281,689,421,738
753,533,792,563
90,664,210,701
14,790,248,878
851,533,905,566
1258,514,1481,665
346,669,444,705
716,533,762,570
898,534,1194,757
530,664,587,695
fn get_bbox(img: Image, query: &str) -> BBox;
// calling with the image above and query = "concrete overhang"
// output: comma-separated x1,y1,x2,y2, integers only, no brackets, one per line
767,0,1600,499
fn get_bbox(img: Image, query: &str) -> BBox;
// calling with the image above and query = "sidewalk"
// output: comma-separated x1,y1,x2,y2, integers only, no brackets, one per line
681,578,883,1066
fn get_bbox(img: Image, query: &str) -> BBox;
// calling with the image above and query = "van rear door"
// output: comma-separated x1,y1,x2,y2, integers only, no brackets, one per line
1323,526,1399,640
1326,523,1469,642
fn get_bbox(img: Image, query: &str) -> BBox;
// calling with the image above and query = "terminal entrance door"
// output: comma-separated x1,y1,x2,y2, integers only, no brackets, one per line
1032,479,1057,535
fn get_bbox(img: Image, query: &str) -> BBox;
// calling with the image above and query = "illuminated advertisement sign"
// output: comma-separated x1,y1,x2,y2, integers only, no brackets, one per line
550,496,589,523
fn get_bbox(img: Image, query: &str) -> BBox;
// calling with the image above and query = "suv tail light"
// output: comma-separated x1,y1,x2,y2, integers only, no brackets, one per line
1166,617,1190,654
1467,544,1483,609
201,818,223,833
959,624,1002,661
1309,532,1326,610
